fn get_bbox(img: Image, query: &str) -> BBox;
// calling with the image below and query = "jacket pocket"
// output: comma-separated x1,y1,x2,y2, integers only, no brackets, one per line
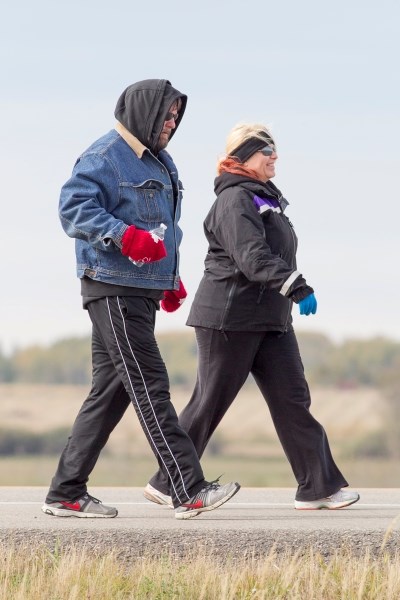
120,179,169,225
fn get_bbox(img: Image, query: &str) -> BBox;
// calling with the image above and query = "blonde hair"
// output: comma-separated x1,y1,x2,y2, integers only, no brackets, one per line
217,122,275,177
225,123,275,156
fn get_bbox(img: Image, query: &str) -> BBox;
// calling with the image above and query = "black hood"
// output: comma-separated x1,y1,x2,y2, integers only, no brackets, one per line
114,79,187,154
214,172,282,198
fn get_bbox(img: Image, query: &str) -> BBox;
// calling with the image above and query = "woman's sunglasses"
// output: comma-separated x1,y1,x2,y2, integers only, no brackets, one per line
259,145,275,156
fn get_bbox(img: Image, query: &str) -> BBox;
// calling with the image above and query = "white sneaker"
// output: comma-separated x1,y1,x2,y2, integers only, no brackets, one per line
42,493,118,518
175,480,240,520
294,489,360,510
143,483,173,508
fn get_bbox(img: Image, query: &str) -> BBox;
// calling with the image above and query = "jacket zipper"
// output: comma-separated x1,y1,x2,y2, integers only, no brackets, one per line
256,284,266,304
153,155,181,278
282,208,297,332
219,267,239,333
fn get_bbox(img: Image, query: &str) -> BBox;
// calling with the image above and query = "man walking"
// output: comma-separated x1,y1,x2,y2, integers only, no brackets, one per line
42,79,240,520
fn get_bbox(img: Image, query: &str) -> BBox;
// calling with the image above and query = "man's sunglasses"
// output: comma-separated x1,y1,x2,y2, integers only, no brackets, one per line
165,111,179,122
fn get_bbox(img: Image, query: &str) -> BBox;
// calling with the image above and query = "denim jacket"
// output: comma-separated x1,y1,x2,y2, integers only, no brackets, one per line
59,126,183,290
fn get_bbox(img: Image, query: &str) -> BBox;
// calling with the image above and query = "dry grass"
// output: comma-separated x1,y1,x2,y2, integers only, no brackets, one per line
1,544,400,599
0,383,384,456
0,383,391,487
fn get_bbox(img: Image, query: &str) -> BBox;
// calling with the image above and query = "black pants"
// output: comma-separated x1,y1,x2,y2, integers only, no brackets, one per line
46,296,205,508
149,327,347,501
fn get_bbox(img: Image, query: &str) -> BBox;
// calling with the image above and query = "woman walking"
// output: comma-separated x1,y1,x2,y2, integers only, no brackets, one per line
145,122,359,511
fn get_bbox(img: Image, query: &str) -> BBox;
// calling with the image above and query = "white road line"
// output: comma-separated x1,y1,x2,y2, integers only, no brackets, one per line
0,502,153,506
1,502,400,508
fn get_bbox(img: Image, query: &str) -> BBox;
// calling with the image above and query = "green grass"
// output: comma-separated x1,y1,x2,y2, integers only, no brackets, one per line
2,454,400,487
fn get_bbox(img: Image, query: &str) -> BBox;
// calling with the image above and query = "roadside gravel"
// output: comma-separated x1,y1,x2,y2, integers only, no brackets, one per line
2,528,399,561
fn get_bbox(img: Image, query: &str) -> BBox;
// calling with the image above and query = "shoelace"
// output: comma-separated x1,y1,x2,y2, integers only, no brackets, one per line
83,493,101,504
203,474,223,491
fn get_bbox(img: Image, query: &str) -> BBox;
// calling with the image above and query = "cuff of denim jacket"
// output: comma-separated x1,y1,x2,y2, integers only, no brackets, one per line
116,224,130,249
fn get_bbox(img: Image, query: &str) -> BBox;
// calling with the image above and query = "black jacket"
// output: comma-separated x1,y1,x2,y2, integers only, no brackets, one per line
186,173,313,332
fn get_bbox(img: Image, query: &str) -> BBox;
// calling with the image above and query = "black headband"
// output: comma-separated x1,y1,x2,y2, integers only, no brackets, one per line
230,132,274,163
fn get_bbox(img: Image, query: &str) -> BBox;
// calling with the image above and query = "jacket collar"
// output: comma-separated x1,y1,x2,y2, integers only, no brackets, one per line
115,122,147,158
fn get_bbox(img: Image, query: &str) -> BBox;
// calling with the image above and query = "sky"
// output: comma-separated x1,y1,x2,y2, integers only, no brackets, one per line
1,0,399,353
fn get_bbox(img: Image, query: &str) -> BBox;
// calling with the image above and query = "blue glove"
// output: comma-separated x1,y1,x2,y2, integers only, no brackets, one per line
299,293,317,316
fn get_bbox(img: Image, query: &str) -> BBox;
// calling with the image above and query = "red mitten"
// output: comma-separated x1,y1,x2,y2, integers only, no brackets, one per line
161,280,187,312
121,225,167,263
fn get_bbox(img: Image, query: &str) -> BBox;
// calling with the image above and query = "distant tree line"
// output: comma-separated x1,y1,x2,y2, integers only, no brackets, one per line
1,331,400,391
0,427,71,456
1,331,400,460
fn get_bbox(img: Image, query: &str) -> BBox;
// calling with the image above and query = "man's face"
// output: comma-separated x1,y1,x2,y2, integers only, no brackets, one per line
156,99,181,152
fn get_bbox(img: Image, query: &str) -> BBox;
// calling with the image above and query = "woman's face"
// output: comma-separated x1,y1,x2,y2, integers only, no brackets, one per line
245,146,278,182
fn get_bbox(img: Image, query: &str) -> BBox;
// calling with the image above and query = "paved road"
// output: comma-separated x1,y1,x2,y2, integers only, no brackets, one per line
1,487,400,559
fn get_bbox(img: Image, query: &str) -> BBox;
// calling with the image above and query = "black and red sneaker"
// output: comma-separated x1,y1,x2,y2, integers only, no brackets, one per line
41,493,117,518
175,480,240,520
